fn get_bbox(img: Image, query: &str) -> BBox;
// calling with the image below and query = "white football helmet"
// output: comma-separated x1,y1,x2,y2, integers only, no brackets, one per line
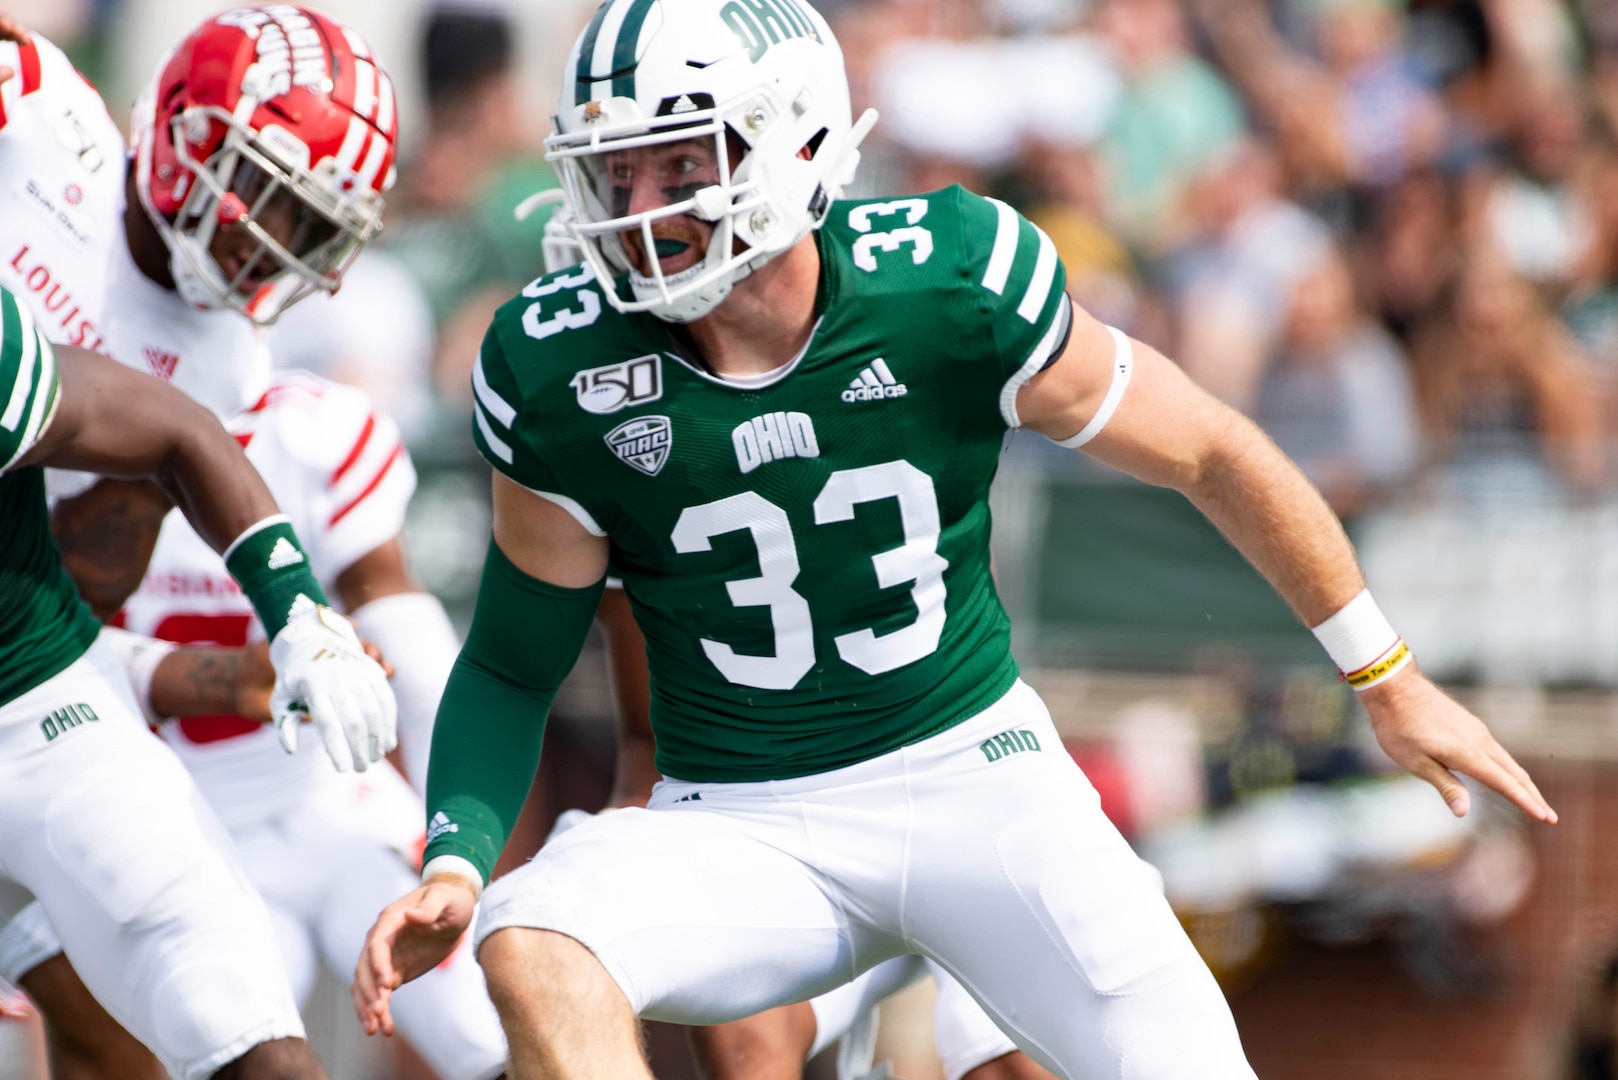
548,0,877,322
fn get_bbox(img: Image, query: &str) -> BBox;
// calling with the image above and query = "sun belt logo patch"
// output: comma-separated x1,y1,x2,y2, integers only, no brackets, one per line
605,416,672,476
571,354,662,415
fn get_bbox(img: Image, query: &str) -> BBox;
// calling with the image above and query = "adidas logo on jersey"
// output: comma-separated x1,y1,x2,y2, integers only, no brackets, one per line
842,359,906,403
733,412,819,474
266,537,305,570
426,811,459,843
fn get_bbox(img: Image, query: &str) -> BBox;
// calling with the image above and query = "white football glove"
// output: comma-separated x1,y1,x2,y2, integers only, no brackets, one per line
269,602,397,772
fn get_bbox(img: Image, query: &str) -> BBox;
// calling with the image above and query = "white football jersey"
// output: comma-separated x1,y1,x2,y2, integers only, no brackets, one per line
119,372,416,828
0,32,269,421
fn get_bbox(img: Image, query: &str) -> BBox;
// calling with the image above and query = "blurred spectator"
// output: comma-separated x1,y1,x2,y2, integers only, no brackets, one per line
379,1,556,421
1469,76,1600,295
1253,244,1420,521
1163,139,1332,412
1018,142,1142,331
1409,249,1606,493
865,27,1118,195
1092,0,1245,248
1194,0,1444,199
1562,142,1618,365
1359,168,1460,340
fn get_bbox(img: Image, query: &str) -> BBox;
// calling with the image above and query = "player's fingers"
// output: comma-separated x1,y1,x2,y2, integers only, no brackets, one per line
358,915,404,1000
320,684,371,772
308,689,355,772
273,709,301,754
1407,755,1470,818
378,987,396,1037
1464,749,1555,824
1487,743,1556,823
401,902,444,928
367,663,399,754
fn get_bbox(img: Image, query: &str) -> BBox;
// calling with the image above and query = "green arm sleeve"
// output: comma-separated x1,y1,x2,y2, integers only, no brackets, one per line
423,539,605,883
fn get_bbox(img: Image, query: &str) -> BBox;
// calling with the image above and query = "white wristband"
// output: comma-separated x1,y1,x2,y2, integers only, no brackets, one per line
1310,589,1412,691
97,627,177,725
421,855,484,900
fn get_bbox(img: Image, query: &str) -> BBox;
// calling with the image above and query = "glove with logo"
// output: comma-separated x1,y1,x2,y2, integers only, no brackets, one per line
269,601,398,772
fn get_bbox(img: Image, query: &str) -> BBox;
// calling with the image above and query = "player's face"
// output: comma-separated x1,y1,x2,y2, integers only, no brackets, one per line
208,159,344,297
585,136,722,277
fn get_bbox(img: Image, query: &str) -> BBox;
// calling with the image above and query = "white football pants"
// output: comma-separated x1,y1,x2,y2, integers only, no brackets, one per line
1,750,508,1080
808,953,1018,1080
478,680,1256,1080
0,642,304,1080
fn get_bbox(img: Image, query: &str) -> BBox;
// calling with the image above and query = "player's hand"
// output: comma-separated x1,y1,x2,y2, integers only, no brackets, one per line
353,876,478,1036
269,603,398,772
1361,665,1556,825
0,13,30,45
234,640,390,722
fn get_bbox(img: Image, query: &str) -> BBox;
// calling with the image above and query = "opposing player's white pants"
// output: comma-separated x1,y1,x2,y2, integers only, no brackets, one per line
2,752,508,1080
0,643,304,1080
478,680,1255,1080
808,954,1018,1080
232,761,508,1080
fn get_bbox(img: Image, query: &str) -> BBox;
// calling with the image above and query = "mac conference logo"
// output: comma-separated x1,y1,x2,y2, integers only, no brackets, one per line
605,416,672,476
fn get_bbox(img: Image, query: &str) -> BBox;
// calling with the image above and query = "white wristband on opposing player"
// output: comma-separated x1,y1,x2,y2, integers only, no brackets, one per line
421,855,484,900
1310,589,1412,691
97,627,177,726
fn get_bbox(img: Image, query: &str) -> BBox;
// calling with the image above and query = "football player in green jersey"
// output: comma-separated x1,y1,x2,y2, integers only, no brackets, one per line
356,2,1553,1077
0,282,396,1080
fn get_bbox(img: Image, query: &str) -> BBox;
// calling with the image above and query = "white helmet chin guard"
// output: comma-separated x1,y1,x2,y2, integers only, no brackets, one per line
549,0,876,323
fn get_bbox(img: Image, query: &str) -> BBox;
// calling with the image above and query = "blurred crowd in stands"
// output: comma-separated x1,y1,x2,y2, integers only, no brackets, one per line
285,0,1618,535
38,0,1616,520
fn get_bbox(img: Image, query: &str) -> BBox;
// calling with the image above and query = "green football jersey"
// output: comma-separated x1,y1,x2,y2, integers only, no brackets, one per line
0,284,100,705
473,186,1068,781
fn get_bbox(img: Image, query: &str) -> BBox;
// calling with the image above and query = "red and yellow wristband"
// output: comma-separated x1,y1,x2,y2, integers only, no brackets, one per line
1311,589,1414,692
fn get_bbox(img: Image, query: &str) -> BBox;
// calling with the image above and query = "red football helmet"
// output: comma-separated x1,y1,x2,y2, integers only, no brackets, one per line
132,6,398,324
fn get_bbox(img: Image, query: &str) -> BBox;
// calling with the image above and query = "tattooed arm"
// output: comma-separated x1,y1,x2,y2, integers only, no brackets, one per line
148,641,388,722
150,643,275,722
51,477,173,621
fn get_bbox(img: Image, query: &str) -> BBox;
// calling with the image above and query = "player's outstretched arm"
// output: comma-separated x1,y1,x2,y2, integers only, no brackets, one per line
358,474,609,1033
18,344,397,772
1016,307,1556,826
20,344,281,547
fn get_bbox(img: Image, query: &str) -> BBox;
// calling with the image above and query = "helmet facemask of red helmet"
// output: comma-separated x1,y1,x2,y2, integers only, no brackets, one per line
134,7,397,325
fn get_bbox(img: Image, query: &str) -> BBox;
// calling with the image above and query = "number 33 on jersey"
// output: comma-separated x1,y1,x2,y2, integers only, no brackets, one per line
472,187,1069,783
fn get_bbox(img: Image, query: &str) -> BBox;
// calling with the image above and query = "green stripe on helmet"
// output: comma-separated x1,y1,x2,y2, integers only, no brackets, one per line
573,1,614,106
610,0,657,101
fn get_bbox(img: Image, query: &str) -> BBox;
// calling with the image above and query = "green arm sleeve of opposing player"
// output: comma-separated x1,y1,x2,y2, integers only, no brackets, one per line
423,540,605,884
